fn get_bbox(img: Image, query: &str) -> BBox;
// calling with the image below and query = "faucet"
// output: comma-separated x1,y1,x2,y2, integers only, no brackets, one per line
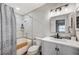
57,33,59,38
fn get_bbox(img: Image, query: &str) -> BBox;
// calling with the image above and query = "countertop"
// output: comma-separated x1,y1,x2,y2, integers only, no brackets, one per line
38,37,79,48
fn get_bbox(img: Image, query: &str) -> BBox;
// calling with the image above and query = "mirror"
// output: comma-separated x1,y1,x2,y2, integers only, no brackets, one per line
50,14,70,33
56,20,65,33
50,4,77,34
49,3,77,40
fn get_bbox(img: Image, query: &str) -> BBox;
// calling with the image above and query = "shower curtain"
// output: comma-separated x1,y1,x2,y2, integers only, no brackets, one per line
0,3,16,55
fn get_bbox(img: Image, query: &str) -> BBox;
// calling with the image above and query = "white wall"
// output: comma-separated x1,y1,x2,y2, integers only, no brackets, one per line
15,3,77,40
24,3,66,38
15,14,33,39
25,3,77,39
23,15,33,39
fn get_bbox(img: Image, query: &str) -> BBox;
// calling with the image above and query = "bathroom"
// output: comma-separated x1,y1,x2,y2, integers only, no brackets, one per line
1,3,79,55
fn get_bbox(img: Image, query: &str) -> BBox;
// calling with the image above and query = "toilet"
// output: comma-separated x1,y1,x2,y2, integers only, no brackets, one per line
27,37,42,55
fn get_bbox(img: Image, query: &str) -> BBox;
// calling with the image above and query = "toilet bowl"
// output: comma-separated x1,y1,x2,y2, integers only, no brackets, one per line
27,37,42,55
27,45,40,55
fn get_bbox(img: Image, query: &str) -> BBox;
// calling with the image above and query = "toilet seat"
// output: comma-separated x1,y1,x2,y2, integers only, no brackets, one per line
27,45,40,55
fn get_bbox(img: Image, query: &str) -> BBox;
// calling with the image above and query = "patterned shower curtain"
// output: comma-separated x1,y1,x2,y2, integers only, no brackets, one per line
0,3,16,55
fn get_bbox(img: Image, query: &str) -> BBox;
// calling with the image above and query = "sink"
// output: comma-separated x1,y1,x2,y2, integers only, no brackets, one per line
50,35,71,39
50,36,72,44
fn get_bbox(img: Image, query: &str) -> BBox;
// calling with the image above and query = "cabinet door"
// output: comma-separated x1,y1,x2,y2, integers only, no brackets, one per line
58,44,79,55
42,41,57,55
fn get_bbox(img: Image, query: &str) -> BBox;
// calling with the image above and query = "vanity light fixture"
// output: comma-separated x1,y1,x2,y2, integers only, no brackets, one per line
55,9,57,12
64,8,68,12
77,7,79,11
59,7,62,11
49,4,69,17
49,9,53,18
65,4,69,7
50,4,69,12
64,4,69,11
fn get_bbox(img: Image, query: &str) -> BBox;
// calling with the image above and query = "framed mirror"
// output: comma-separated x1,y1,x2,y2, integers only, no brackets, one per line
50,14,69,33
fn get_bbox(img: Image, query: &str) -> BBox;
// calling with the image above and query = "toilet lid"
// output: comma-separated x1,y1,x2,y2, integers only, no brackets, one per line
28,45,39,52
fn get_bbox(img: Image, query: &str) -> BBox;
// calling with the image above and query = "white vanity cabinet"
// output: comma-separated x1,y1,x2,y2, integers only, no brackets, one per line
42,41,79,55
58,44,79,55
42,41,57,55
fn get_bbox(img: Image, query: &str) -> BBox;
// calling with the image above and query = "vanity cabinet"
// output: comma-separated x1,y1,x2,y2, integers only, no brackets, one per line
42,41,57,55
58,44,79,55
42,41,79,55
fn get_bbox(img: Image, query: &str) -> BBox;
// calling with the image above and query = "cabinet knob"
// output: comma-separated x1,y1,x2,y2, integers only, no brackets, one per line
55,48,59,51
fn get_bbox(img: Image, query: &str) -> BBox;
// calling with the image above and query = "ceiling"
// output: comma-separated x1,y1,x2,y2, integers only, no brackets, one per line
6,3,46,15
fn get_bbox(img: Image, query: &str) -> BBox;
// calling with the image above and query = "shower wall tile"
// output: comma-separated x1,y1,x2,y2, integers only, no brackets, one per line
15,14,23,39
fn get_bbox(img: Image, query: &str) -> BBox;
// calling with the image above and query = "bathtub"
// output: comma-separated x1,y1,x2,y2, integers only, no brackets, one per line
16,38,32,55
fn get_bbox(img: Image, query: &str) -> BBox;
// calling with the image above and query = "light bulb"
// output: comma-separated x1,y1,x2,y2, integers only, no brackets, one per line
16,7,20,11
64,8,68,12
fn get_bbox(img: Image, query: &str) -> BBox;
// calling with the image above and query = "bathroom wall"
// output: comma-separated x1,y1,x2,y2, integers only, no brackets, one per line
23,15,33,39
15,3,77,40
15,14,33,39
23,3,68,38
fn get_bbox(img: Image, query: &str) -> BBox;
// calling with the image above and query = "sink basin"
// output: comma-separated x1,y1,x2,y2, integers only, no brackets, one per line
50,36,71,39
50,36,72,43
